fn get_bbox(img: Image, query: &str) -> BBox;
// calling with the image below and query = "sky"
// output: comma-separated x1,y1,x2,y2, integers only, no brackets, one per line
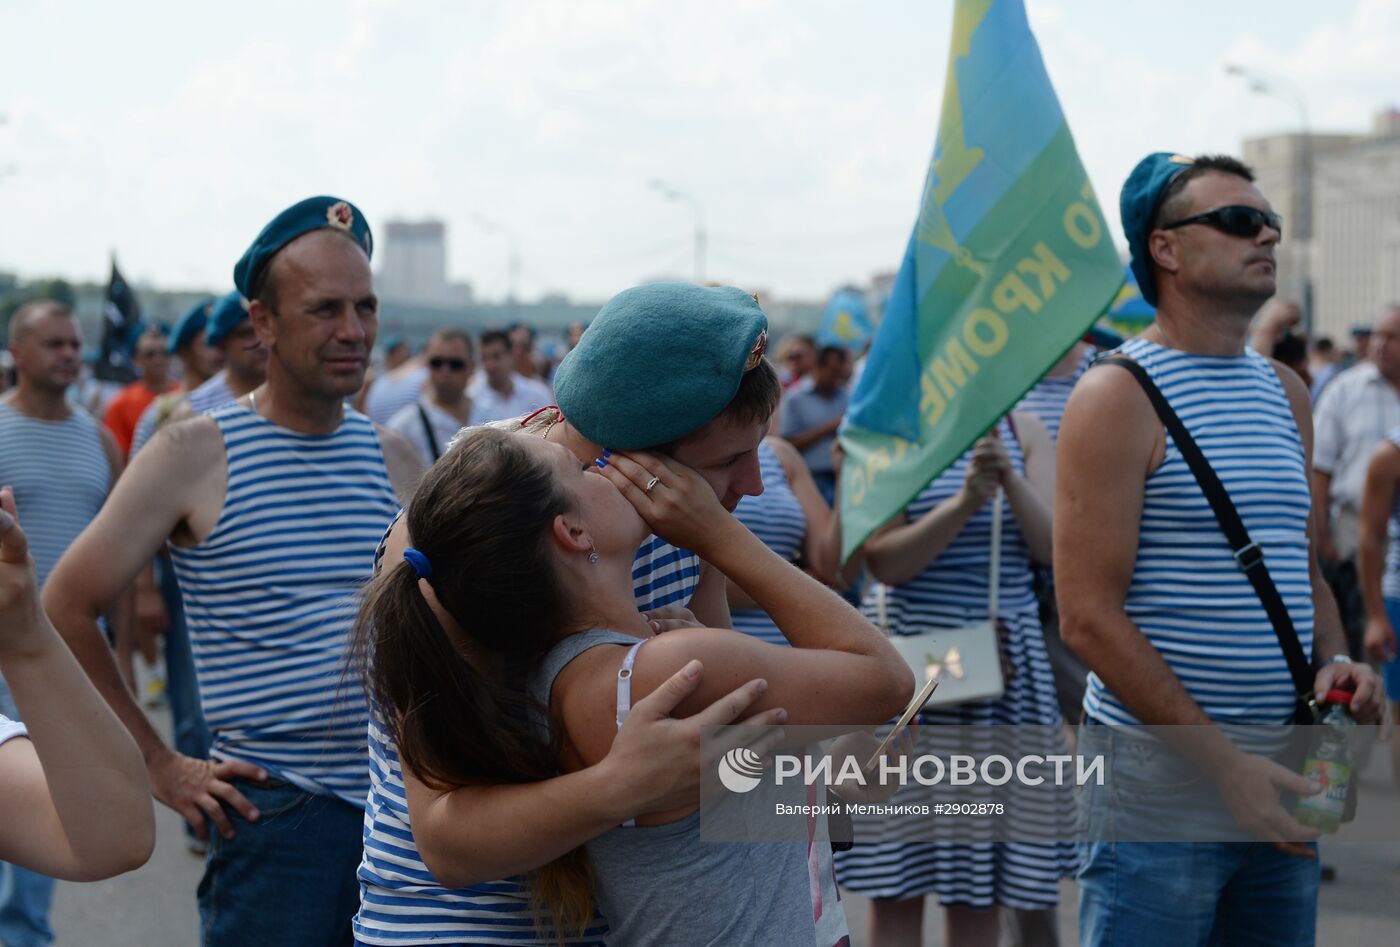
0,0,1396,304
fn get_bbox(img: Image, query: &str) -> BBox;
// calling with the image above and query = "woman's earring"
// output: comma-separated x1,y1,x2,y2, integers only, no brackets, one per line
588,544,599,565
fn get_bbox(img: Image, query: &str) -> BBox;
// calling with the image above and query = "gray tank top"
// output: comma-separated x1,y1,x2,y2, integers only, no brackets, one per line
529,629,819,947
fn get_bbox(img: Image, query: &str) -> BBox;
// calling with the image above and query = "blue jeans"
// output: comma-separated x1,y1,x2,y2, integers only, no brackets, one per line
0,675,55,947
1078,840,1319,946
1077,722,1320,945
198,778,363,947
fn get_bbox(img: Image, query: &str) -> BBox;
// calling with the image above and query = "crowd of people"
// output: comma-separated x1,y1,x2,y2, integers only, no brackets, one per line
0,151,1393,947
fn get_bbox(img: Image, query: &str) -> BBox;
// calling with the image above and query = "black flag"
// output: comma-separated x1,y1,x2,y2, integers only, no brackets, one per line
97,258,141,383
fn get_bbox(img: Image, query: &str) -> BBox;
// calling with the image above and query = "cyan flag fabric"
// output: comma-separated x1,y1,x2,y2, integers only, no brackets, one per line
840,0,1123,558
818,288,874,350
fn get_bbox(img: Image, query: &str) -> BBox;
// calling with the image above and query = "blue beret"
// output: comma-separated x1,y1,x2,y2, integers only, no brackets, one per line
206,290,251,346
1121,152,1196,306
233,196,373,298
553,283,769,450
168,298,214,353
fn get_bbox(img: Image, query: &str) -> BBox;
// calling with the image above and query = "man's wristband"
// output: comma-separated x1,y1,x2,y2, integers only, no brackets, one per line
1324,654,1354,667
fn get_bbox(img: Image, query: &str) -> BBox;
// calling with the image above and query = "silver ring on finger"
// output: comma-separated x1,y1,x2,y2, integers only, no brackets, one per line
644,476,662,494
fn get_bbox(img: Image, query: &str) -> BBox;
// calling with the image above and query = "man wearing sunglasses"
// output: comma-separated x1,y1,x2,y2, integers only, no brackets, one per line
385,327,484,466
1056,153,1383,946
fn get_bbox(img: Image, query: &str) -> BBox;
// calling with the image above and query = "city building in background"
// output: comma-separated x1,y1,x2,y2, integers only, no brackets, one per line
1244,106,1400,343
375,219,474,307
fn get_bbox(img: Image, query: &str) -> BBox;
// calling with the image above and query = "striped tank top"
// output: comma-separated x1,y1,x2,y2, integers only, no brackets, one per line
131,370,235,457
1382,427,1400,600
732,440,806,645
0,402,110,586
355,505,702,945
866,417,1038,633
168,401,398,806
1014,346,1095,443
1082,338,1314,727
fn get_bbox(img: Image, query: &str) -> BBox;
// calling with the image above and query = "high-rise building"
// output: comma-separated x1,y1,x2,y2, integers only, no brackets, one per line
376,219,473,306
1244,109,1400,343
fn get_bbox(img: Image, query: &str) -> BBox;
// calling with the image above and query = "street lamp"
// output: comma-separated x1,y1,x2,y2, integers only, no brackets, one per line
650,178,706,282
471,213,521,308
1226,63,1313,328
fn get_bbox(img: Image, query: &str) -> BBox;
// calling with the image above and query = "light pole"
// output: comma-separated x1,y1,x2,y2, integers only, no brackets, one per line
650,179,706,282
471,213,521,309
1226,63,1313,329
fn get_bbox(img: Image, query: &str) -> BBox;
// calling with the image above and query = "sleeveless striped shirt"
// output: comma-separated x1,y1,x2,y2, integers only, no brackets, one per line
354,500,702,945
1014,346,1094,443
1382,427,1400,600
167,401,398,806
866,417,1038,632
0,402,110,586
732,440,807,645
1082,338,1314,727
130,370,235,457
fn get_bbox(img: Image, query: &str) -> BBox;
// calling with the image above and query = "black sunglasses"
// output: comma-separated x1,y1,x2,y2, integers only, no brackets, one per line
1161,205,1282,239
428,357,468,371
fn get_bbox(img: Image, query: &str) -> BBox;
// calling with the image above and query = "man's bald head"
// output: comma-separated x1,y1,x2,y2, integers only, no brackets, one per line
9,300,75,346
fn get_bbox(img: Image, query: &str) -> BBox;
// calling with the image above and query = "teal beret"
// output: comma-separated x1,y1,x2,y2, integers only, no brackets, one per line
1121,152,1195,306
553,283,769,450
168,298,214,354
233,196,373,298
206,291,250,346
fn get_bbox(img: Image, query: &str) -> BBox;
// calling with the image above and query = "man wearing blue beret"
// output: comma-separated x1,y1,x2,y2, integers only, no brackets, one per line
1056,154,1383,945
129,291,270,458
358,282,819,945
43,196,426,946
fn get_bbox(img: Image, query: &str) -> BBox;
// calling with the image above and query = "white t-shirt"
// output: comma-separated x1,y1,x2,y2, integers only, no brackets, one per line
468,372,553,424
385,398,485,467
0,714,26,745
1312,360,1400,554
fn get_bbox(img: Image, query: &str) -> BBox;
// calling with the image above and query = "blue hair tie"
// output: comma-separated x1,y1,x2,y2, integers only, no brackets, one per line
403,547,433,580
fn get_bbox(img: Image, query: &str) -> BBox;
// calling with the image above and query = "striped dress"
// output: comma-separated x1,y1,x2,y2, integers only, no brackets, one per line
1081,338,1314,728
167,401,399,806
0,402,110,586
834,418,1078,908
355,451,703,946
731,440,808,645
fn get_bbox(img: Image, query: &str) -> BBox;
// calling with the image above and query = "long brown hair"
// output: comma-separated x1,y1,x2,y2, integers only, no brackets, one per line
351,426,594,936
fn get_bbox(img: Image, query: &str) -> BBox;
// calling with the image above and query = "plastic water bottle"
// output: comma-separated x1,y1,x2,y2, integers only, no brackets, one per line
1294,689,1356,834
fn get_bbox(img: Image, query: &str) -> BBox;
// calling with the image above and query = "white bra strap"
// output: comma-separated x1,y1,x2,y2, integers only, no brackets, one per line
615,641,645,729
616,640,645,829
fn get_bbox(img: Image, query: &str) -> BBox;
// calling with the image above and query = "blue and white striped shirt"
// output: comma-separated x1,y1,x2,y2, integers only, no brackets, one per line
130,370,235,457
354,509,702,945
732,440,806,645
1082,338,1315,727
0,402,110,587
1014,346,1095,444
167,401,398,806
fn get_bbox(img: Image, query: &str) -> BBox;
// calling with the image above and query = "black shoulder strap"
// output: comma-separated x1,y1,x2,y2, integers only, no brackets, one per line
1098,354,1313,698
416,403,442,462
